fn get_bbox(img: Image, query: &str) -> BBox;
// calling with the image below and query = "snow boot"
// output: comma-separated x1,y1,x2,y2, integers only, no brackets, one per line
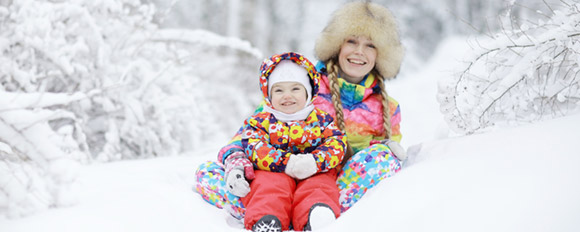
252,215,282,232
303,203,336,231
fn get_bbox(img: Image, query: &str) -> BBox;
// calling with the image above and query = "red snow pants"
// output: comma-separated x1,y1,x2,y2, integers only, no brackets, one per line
242,169,340,231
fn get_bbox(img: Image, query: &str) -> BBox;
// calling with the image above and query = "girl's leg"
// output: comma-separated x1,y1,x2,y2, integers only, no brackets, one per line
242,170,295,231
336,144,402,212
194,161,245,219
292,169,340,231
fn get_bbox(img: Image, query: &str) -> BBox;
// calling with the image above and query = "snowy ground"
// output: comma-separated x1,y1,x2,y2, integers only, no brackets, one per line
2,37,580,232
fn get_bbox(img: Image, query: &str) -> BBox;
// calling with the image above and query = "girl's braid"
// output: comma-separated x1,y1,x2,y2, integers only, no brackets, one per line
326,59,354,165
326,59,346,132
374,72,392,139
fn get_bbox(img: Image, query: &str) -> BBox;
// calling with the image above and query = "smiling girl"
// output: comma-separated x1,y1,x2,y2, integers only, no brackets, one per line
224,52,346,232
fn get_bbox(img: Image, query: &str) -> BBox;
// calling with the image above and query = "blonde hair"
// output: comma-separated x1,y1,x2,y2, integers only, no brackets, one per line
326,59,392,166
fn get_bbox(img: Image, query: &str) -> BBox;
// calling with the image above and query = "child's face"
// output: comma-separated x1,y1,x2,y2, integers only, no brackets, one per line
270,82,308,114
338,35,377,84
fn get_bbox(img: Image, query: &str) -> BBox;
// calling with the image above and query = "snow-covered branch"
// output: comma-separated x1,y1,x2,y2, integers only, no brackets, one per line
438,0,580,134
0,0,260,218
150,29,263,58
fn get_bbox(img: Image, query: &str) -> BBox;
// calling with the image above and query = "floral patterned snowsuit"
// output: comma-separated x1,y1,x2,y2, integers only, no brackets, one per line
229,53,346,230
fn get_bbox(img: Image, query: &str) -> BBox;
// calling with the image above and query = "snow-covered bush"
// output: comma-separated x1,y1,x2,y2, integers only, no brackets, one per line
0,0,261,218
438,1,580,134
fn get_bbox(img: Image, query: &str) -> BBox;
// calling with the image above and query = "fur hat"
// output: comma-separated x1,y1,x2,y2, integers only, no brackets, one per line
314,2,404,79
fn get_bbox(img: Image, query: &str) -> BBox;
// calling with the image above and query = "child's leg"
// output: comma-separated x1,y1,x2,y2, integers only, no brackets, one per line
292,169,340,231
194,161,245,219
241,170,295,230
337,144,402,212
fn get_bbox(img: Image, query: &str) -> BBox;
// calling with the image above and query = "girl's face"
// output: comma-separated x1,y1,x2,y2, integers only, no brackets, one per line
270,82,308,114
338,35,377,84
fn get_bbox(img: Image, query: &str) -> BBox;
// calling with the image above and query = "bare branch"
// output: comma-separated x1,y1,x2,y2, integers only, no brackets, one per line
446,8,493,38
513,2,551,18
543,0,556,14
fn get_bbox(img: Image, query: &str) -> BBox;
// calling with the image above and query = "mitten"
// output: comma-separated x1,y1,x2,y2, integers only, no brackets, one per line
285,153,317,180
224,152,255,197
225,169,250,197
386,140,407,161
371,139,408,161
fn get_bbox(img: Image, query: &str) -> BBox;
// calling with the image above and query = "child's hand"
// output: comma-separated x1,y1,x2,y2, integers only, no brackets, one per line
224,152,255,197
225,152,255,180
370,139,408,161
285,153,317,180
225,169,251,197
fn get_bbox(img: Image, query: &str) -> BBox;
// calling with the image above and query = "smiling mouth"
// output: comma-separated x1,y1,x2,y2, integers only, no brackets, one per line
348,59,366,65
280,102,295,106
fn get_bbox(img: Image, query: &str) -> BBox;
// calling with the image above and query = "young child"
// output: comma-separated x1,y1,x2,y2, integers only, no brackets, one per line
224,52,346,231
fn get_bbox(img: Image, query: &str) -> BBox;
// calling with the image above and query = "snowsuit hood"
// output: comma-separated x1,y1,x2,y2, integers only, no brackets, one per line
259,52,321,108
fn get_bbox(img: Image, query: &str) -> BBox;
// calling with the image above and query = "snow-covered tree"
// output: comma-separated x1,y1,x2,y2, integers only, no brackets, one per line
0,0,261,218
437,0,580,134
149,0,566,71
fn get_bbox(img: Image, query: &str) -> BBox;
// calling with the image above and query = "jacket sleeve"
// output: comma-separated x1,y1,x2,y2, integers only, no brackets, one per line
387,96,402,143
310,112,346,172
217,101,268,164
241,115,292,173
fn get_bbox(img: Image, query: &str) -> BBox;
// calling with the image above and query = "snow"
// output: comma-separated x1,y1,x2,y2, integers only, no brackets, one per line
435,3,580,135
2,35,579,232
0,91,93,111
0,153,220,232
324,113,580,232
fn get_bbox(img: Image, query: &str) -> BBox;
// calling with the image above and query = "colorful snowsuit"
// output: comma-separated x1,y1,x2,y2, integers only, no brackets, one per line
313,62,403,211
241,107,345,230
242,108,345,174
234,52,345,230
195,60,402,219
242,108,346,230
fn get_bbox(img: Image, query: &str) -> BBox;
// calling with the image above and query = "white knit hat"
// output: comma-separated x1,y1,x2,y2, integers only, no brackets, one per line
267,60,312,102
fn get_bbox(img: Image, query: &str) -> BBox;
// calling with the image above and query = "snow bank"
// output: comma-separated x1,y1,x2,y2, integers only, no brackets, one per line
322,113,580,232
